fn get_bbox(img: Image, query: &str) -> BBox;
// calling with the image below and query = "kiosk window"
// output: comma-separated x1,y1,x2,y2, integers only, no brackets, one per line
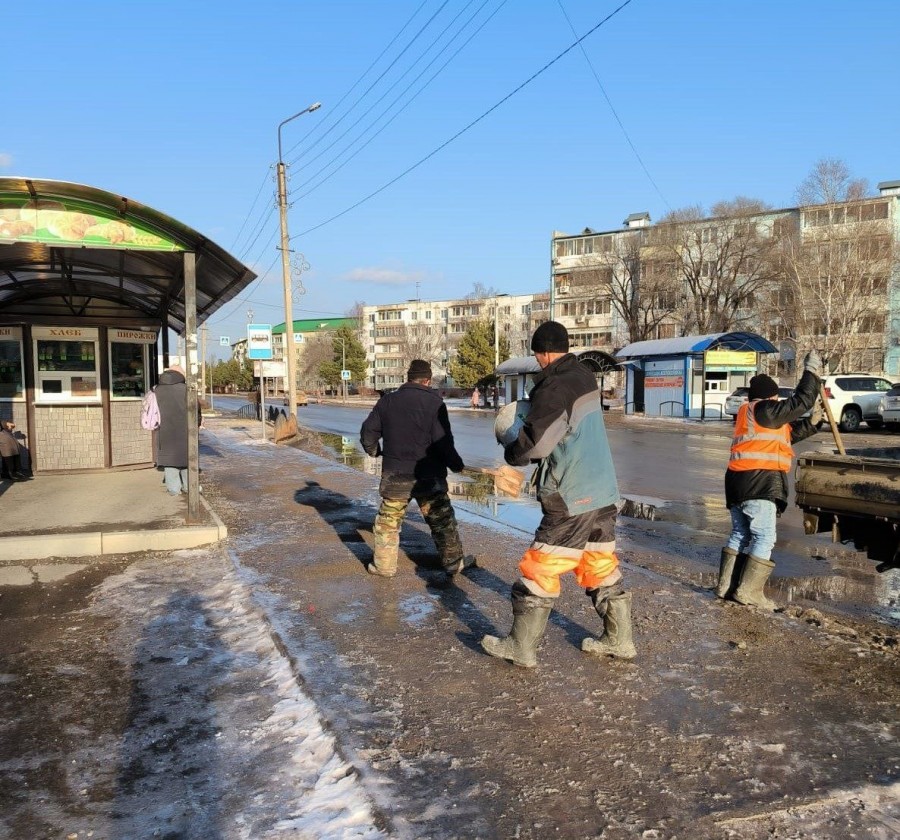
34,337,100,402
0,339,24,399
110,342,147,398
37,340,96,372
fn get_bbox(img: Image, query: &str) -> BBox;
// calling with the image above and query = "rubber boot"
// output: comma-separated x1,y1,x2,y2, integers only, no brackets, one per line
582,592,637,659
732,555,776,611
714,548,746,600
481,582,552,668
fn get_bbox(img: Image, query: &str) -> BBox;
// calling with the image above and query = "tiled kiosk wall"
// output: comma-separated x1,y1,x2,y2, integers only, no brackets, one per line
34,405,105,471
110,401,153,466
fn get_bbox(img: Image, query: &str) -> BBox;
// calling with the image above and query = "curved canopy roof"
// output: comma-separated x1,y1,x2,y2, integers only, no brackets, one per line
496,348,621,376
0,177,256,333
616,331,777,360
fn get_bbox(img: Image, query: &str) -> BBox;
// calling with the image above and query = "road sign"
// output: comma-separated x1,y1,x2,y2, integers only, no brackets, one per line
293,333,304,344
253,360,286,378
247,324,273,360
219,336,230,347
340,369,351,380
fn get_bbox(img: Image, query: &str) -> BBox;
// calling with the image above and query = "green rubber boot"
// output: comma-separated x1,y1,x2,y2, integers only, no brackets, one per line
714,548,746,600
732,555,777,611
481,583,552,668
582,592,637,660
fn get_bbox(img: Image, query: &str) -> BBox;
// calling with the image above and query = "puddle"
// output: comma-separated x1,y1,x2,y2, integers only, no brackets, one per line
308,431,668,532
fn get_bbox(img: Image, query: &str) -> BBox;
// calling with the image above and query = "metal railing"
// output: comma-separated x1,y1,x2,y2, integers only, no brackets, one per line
659,400,686,418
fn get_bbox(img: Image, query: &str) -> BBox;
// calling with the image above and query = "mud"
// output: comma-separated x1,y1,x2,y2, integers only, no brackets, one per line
1,416,897,839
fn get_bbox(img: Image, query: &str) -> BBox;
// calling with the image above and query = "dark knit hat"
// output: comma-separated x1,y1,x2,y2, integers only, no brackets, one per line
531,320,569,353
748,374,779,400
407,359,432,381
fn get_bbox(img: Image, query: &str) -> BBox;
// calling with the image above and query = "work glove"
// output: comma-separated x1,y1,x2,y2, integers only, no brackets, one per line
809,400,824,427
803,349,823,377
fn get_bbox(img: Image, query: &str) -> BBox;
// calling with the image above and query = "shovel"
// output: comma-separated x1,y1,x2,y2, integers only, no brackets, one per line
818,383,846,456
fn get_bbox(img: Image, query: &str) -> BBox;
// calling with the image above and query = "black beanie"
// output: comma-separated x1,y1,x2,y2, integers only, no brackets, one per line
531,320,569,353
407,359,432,381
748,374,779,400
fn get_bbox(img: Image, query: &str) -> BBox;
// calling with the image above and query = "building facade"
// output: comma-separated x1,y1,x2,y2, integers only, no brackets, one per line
360,294,536,389
551,181,900,378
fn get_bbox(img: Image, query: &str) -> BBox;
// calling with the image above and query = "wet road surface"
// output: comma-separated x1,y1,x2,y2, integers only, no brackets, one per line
212,398,900,624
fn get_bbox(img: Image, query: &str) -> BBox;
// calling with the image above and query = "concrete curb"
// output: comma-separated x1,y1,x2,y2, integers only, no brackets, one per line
0,495,228,563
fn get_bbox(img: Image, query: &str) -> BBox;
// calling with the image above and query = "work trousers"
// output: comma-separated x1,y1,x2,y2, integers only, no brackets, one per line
373,490,463,573
519,504,620,598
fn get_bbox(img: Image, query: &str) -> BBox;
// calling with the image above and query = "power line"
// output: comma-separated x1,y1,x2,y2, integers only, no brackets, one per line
555,0,670,211
292,0,636,239
228,167,272,253
292,0,505,202
286,0,452,166
289,0,483,176
282,0,432,160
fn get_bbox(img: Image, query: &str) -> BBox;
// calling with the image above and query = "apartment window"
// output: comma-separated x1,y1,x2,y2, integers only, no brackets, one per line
657,323,677,339
411,312,417,321
441,309,448,319
701,226,718,244
426,310,432,319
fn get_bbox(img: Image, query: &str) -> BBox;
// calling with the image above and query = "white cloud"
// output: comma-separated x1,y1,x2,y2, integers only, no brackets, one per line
0,153,13,168
343,267,423,287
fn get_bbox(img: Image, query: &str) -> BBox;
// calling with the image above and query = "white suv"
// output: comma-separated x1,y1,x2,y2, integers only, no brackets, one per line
878,383,900,431
821,374,894,432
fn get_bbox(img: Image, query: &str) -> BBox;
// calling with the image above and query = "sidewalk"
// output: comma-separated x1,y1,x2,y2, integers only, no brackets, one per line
0,467,226,567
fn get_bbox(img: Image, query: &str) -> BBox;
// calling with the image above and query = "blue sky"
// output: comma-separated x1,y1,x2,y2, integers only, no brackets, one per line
5,0,899,356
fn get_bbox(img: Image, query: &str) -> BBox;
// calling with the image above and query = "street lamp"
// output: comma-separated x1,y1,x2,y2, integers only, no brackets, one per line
277,101,321,420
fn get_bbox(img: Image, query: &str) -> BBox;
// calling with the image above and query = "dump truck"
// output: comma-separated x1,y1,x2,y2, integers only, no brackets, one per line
795,447,900,572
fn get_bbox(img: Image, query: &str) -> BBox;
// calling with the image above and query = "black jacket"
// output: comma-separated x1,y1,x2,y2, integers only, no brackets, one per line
725,369,820,512
361,382,464,498
155,369,188,468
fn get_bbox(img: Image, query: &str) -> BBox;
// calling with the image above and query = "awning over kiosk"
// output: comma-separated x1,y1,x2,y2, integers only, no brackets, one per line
0,177,256,331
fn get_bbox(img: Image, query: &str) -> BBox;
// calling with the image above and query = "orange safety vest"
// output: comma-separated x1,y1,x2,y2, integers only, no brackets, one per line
728,400,793,472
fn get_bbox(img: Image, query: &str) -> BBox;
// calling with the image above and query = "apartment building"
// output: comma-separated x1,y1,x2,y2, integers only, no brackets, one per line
360,294,536,389
551,181,900,377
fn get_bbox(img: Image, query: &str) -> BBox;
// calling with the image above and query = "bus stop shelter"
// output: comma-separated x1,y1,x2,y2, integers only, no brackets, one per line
0,177,257,521
616,332,778,419
495,348,620,404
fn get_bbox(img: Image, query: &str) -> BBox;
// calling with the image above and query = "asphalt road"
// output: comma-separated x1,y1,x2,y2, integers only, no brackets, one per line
211,396,900,624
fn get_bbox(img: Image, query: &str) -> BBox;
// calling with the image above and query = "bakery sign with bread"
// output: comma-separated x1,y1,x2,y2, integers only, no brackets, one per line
0,197,182,251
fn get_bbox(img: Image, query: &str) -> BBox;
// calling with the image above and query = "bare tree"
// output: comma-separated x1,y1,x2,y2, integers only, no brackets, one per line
795,158,870,206
298,333,334,394
772,208,894,371
654,199,781,335
399,321,444,370
465,281,500,300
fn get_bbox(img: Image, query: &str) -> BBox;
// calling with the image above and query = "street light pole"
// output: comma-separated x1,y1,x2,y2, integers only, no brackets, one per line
277,101,321,421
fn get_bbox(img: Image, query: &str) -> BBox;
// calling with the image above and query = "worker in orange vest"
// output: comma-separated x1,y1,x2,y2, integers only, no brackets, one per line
716,351,822,610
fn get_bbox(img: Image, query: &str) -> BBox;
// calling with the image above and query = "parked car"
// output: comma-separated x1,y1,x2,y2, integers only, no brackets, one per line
723,386,808,419
877,383,900,431
820,374,894,432
282,390,309,407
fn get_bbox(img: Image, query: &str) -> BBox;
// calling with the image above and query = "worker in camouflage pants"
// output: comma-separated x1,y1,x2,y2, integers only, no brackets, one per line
372,490,464,576
361,360,474,582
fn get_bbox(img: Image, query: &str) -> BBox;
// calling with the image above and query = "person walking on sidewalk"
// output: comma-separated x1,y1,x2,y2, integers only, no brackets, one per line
361,359,474,582
715,352,822,610
481,321,635,668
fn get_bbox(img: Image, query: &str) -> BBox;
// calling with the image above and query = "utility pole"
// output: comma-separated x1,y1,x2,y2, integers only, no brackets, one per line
277,101,321,422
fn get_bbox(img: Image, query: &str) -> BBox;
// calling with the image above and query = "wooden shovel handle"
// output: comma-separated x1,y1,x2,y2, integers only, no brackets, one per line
818,383,846,456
